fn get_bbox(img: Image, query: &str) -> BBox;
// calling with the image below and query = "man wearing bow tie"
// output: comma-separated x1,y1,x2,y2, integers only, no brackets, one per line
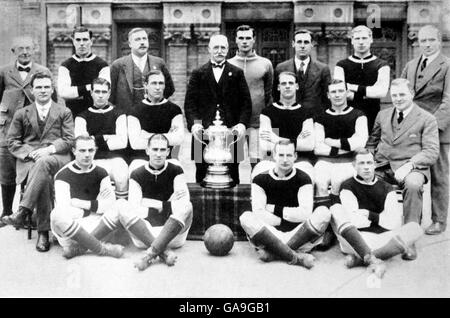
0,36,53,228
4,72,74,252
184,34,252,185
401,25,450,235
58,26,110,117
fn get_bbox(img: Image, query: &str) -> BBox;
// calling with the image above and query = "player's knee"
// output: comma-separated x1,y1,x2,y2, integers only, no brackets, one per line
401,222,424,243
117,201,138,228
171,201,193,226
329,204,347,228
34,156,53,171
239,211,263,236
111,159,129,187
311,206,331,226
50,208,72,234
103,205,121,225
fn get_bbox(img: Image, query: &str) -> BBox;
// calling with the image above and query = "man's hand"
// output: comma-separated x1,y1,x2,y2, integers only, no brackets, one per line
70,198,89,210
347,90,355,101
325,138,340,148
298,129,312,139
191,124,204,143
232,123,246,140
350,209,371,228
259,129,280,144
98,187,113,200
169,190,188,201
28,146,53,161
394,162,414,183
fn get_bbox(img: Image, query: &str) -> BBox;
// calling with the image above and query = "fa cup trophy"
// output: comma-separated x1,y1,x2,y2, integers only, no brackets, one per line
200,111,238,189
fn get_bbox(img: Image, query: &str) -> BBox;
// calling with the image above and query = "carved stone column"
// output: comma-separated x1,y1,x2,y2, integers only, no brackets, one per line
407,1,443,60
294,1,353,73
81,4,112,64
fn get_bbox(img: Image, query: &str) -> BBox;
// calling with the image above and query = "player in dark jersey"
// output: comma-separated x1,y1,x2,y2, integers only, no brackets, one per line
75,78,128,200
128,70,184,172
334,25,390,132
330,149,423,278
314,79,368,205
256,71,315,179
240,140,331,269
50,135,125,259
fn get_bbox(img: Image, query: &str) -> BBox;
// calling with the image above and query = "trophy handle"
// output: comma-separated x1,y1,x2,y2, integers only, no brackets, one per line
229,128,240,147
196,128,208,146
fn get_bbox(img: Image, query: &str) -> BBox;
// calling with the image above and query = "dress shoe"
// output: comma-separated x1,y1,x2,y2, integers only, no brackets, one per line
36,231,50,252
2,207,31,229
401,244,417,261
0,211,12,228
425,222,446,235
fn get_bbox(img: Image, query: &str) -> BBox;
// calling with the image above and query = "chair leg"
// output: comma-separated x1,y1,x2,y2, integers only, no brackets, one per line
26,212,32,240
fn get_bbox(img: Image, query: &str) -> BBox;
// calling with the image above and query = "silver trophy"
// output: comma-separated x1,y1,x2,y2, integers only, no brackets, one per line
200,111,238,189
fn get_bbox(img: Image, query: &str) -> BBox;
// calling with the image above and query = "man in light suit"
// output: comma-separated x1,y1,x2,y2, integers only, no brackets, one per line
109,28,174,115
401,25,450,235
3,72,74,252
273,29,331,115
0,36,53,227
367,78,439,259
184,34,252,185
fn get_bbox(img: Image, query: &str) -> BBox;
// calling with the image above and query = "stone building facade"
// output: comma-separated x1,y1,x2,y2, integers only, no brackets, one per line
1,0,449,108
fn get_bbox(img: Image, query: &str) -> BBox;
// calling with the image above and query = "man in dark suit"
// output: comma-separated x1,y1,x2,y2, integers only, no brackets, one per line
273,29,331,114
3,72,74,252
367,78,439,259
184,34,252,185
401,25,450,235
109,28,174,115
0,36,53,227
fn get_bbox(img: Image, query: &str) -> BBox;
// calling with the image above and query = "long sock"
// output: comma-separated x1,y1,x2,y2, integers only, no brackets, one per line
340,225,371,259
115,190,128,200
1,184,16,215
314,196,331,209
373,236,407,260
70,226,103,254
150,217,183,254
251,226,296,263
128,218,155,247
287,220,321,250
90,219,114,241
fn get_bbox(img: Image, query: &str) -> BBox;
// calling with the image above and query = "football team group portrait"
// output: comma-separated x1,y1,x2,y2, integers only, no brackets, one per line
0,0,449,298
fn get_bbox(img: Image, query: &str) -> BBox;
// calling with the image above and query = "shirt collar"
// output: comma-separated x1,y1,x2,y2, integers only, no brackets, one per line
211,60,226,67
294,56,310,70
73,53,95,62
396,104,414,118
132,53,148,66
35,100,52,110
421,51,440,65
354,174,378,186
16,61,32,69
143,98,167,106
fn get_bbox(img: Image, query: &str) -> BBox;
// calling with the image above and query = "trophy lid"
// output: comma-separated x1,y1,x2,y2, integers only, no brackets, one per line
208,110,229,133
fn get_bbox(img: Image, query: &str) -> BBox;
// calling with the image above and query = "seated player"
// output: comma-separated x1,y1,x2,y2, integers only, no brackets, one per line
314,79,368,205
240,140,331,269
331,149,424,278
50,135,125,259
127,70,184,172
88,134,193,271
256,71,315,179
74,78,128,199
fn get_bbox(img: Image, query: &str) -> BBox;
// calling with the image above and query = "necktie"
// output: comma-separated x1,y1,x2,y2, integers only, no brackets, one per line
397,111,404,124
212,63,224,69
299,61,305,74
18,66,31,72
420,58,428,72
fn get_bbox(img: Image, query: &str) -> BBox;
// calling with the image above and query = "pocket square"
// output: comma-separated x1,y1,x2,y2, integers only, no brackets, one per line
409,134,418,138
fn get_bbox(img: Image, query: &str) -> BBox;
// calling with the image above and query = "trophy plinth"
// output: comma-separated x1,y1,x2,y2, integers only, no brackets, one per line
200,110,237,189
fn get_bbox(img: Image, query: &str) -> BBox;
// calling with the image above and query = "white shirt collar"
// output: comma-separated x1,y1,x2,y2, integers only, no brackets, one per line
132,53,148,71
143,98,168,106
421,51,440,66
35,100,52,110
294,56,310,72
396,104,414,119
16,61,32,69
72,53,96,62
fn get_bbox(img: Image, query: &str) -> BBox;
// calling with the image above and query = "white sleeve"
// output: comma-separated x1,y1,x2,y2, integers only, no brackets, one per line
251,183,281,226
378,190,403,230
366,66,390,99
333,65,346,82
282,184,313,223
127,115,149,150
96,176,115,214
259,114,274,153
98,66,111,84
347,116,369,150
340,189,372,229
313,122,331,156
173,173,190,203
164,114,185,146
106,114,128,150
54,179,72,208
296,118,315,152
57,66,80,99
74,117,88,137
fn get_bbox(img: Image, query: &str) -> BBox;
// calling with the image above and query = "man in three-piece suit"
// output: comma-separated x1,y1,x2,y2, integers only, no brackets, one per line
367,78,439,260
3,72,74,252
273,29,331,114
109,28,174,115
0,36,53,228
401,25,450,235
184,34,252,185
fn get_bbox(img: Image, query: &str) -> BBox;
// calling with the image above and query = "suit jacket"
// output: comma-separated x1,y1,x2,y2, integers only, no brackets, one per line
401,53,450,143
273,58,331,112
367,104,439,172
109,54,175,114
0,62,51,147
7,101,74,184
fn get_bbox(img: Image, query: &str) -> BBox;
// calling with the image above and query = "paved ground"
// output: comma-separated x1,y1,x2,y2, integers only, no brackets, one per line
0,134,449,298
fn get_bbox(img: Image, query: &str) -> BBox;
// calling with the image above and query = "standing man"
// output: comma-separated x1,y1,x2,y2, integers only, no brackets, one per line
184,34,252,185
3,72,74,252
401,25,450,235
110,28,174,115
334,25,390,132
273,29,331,114
367,78,439,258
0,36,52,227
58,26,110,117
228,25,273,168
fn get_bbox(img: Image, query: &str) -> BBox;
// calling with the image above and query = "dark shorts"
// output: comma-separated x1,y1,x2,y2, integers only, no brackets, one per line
0,147,16,184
